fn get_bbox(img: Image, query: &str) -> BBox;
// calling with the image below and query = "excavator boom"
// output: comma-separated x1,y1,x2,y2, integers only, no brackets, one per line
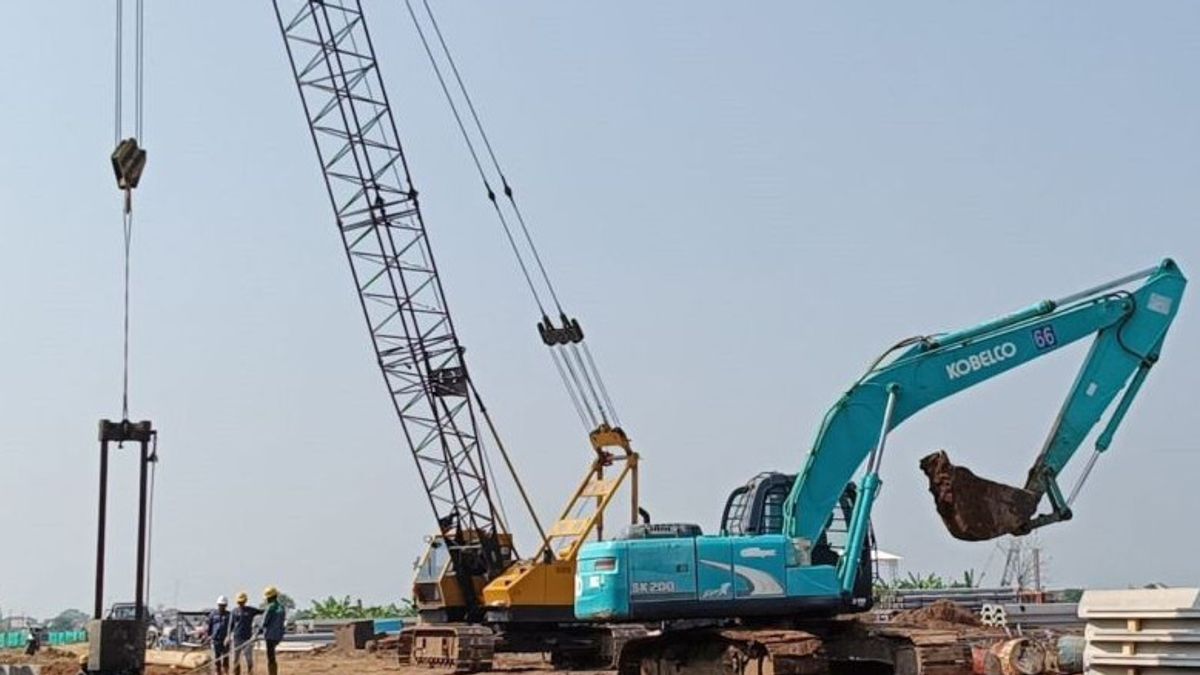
786,258,1185,552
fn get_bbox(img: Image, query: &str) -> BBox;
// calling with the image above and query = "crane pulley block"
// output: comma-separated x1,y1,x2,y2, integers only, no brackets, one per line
111,138,146,191
538,314,584,346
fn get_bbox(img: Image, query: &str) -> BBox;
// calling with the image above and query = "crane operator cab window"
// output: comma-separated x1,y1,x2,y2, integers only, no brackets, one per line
413,538,452,604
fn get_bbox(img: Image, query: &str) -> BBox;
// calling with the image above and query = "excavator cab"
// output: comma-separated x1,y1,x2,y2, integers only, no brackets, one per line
720,473,874,607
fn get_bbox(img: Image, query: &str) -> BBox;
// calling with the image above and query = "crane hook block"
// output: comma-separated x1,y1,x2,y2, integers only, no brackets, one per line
111,138,147,190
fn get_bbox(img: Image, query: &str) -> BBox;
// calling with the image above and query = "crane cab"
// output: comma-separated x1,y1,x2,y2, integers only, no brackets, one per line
412,532,515,624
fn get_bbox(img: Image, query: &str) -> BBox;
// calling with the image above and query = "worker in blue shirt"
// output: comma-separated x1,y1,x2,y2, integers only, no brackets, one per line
261,586,286,675
230,591,262,675
207,596,232,675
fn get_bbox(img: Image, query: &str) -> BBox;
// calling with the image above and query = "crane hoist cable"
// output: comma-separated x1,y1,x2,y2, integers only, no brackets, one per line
403,0,622,431
109,0,159,610
111,0,148,422
328,7,556,535
416,0,565,315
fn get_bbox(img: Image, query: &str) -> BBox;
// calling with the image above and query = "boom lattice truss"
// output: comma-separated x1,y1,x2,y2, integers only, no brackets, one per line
272,0,504,557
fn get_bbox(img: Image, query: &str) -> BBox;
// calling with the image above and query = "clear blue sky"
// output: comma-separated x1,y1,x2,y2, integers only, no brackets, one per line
1,2,1197,617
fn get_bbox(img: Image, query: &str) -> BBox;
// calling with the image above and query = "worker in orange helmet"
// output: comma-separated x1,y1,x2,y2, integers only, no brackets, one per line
261,586,286,675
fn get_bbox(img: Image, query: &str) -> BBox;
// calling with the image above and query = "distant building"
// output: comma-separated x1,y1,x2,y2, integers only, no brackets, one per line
873,550,903,584
0,616,38,632
832,548,903,585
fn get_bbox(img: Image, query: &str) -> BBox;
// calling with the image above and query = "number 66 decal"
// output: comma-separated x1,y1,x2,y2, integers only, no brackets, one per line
1032,325,1058,350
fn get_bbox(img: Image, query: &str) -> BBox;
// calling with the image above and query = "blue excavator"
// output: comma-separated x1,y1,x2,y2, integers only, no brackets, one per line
575,259,1185,673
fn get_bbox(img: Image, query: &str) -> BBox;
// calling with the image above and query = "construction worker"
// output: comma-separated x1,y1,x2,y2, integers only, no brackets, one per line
261,586,286,675
207,596,232,675
230,591,262,675
77,653,89,675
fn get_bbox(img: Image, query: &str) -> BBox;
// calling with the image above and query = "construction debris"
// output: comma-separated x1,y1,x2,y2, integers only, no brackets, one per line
920,451,1041,541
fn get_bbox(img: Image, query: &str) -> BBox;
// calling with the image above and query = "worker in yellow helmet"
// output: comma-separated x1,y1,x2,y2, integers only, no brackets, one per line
230,591,262,675
261,586,286,675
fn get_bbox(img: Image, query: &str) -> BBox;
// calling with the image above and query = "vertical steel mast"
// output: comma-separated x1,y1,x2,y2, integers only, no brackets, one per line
271,0,508,583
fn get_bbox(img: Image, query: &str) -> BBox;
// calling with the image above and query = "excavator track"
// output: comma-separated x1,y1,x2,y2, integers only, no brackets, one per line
616,619,988,675
618,628,826,675
823,624,974,675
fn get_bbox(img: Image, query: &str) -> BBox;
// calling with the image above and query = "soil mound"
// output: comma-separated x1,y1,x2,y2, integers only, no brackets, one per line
891,599,981,628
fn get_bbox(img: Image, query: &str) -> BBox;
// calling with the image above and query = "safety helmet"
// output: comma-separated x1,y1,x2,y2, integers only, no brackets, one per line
236,591,249,604
264,586,279,599
79,654,90,666
217,595,228,606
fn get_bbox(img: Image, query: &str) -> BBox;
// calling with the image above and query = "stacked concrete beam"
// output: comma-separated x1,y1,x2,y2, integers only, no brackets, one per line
1079,587,1200,674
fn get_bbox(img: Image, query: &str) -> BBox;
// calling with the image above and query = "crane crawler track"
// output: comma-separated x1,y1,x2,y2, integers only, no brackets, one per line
408,624,496,672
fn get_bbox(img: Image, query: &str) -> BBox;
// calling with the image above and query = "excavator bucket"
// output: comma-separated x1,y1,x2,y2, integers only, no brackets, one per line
919,451,1041,541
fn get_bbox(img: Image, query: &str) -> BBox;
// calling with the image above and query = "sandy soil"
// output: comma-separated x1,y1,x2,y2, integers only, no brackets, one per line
1,647,596,675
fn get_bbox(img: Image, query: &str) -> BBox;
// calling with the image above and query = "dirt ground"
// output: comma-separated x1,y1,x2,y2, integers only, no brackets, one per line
0,647,595,675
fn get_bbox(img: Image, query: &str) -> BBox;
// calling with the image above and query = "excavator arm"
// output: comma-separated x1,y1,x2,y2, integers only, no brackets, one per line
781,259,1185,591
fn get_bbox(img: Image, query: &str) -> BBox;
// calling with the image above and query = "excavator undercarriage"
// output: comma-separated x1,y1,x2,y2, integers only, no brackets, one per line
406,621,648,671
615,618,997,675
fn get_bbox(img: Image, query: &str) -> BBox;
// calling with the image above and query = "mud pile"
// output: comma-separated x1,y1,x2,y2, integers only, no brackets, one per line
891,599,981,629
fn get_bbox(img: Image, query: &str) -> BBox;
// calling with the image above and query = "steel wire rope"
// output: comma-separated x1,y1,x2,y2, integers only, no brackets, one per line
415,1,624,427
418,0,565,316
568,344,608,425
389,6,601,525
114,1,122,145
417,1,629,428
557,347,599,427
111,0,155,614
113,0,147,422
550,350,591,429
404,2,619,427
135,0,144,141
402,0,548,319
581,342,620,426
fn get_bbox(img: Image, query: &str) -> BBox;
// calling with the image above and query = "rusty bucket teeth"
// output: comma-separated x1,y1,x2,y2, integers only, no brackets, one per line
919,450,1041,541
